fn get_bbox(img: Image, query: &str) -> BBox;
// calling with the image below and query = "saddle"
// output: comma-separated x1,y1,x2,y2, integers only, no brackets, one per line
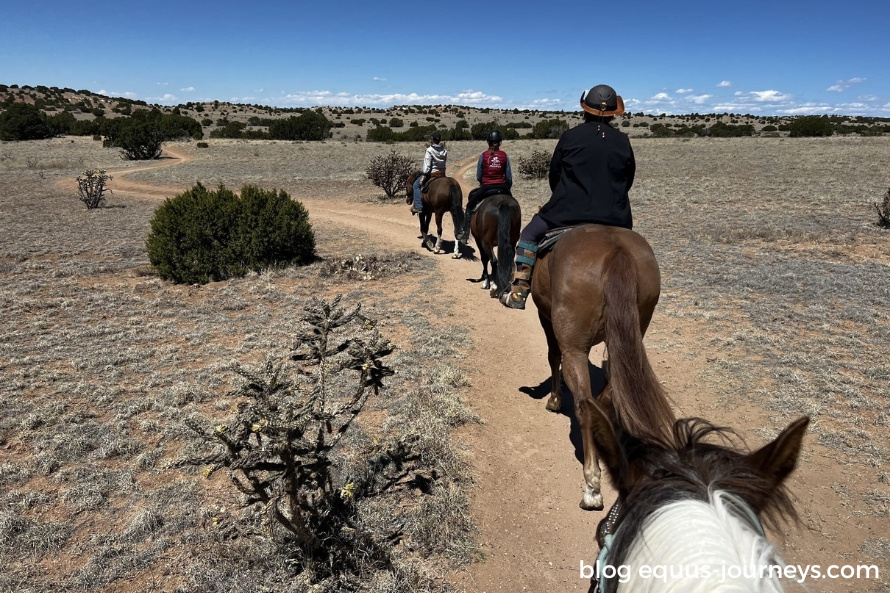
537,226,578,255
421,170,445,193
468,185,513,204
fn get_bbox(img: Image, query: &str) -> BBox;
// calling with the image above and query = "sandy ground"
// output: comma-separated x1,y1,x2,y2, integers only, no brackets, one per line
72,147,886,593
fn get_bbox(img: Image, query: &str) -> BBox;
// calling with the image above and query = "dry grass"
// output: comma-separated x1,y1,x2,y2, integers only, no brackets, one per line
0,137,480,592
2,134,890,590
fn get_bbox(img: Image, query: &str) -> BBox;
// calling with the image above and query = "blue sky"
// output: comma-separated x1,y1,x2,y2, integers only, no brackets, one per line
2,0,888,116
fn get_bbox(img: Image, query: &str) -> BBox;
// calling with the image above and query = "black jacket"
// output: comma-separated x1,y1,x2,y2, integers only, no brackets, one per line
538,119,635,229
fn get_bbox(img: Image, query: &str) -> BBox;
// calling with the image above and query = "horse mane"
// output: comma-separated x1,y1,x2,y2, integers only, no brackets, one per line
600,418,799,593
601,247,674,443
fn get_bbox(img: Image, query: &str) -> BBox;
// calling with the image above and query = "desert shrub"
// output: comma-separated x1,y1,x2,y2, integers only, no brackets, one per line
469,121,518,141
762,125,778,132
117,120,164,160
708,122,754,137
146,183,315,284
531,118,569,139
196,141,208,148
0,102,53,140
366,149,416,199
876,187,890,228
366,125,395,142
184,297,416,586
269,110,333,141
47,110,76,135
209,120,248,138
517,150,551,179
789,116,834,137
389,117,404,128
75,169,113,209
649,123,675,137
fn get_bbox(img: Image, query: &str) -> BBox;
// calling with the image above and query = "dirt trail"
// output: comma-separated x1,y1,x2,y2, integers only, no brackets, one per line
95,147,873,593
56,146,192,199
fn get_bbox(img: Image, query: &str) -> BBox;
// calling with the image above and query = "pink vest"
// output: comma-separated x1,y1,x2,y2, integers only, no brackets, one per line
481,150,508,185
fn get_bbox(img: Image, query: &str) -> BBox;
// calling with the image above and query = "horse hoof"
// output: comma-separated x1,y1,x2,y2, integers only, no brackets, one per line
452,253,461,259
580,492,604,512
545,396,562,412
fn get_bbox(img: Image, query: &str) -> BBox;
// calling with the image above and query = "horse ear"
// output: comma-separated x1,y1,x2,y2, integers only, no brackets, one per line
746,416,809,487
584,398,625,487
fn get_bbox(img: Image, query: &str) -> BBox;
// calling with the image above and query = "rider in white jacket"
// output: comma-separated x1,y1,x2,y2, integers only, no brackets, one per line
411,132,447,213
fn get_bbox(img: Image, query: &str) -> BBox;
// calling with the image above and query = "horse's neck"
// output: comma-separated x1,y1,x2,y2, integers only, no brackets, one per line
620,492,783,593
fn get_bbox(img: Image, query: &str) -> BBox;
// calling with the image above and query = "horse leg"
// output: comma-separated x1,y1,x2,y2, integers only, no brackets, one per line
421,214,435,251
539,313,563,412
481,245,492,290
433,212,444,254
562,348,605,511
451,215,462,259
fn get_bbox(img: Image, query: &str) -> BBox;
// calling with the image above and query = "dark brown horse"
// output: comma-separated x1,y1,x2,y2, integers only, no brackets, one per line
405,172,465,258
531,224,674,510
586,399,808,593
468,194,521,297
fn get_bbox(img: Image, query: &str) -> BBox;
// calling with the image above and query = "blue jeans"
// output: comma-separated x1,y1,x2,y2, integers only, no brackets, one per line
412,176,424,209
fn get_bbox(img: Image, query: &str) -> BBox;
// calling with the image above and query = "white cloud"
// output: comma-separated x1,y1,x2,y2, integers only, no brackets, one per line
675,88,694,94
180,86,196,92
98,90,138,99
156,82,168,86
717,81,731,88
275,89,503,107
373,77,387,82
750,90,791,102
651,92,672,101
827,77,867,92
688,94,712,104
144,93,178,104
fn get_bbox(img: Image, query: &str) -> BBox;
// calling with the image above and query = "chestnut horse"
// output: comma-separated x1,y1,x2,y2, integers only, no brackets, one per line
531,224,674,510
468,193,521,298
586,401,809,593
405,172,465,258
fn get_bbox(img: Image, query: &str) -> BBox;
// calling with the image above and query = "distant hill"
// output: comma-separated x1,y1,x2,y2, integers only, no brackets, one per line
2,83,888,141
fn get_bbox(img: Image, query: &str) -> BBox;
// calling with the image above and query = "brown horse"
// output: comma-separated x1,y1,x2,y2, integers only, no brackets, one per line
531,224,674,510
586,400,808,593
468,194,521,297
405,172,465,258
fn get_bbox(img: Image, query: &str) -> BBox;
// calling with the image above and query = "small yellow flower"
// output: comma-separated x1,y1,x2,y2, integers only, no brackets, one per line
340,482,356,499
202,467,214,478
215,424,228,434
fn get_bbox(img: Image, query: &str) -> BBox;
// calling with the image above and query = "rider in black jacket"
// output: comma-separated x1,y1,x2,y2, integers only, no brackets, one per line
501,84,635,309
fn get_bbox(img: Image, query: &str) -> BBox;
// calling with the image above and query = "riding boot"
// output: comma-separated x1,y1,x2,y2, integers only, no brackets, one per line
500,240,537,310
460,204,477,242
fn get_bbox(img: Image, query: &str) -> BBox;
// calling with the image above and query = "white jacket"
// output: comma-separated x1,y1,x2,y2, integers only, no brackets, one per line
422,143,447,175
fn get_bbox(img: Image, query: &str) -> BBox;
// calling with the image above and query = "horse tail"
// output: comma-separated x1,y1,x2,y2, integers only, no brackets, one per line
495,200,517,294
449,180,465,236
602,247,675,444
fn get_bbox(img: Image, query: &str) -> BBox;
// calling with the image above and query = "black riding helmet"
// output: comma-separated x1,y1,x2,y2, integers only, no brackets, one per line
580,84,625,117
431,131,442,143
487,129,502,146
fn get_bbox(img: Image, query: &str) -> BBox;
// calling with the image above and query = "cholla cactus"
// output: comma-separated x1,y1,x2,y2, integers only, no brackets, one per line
75,169,112,209
365,149,416,199
876,187,890,228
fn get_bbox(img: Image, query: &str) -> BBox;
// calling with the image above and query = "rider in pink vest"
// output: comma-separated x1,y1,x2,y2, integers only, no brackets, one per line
460,129,513,240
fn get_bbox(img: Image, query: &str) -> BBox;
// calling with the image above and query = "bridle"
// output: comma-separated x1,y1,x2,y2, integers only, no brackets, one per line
592,499,623,593
590,493,765,593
